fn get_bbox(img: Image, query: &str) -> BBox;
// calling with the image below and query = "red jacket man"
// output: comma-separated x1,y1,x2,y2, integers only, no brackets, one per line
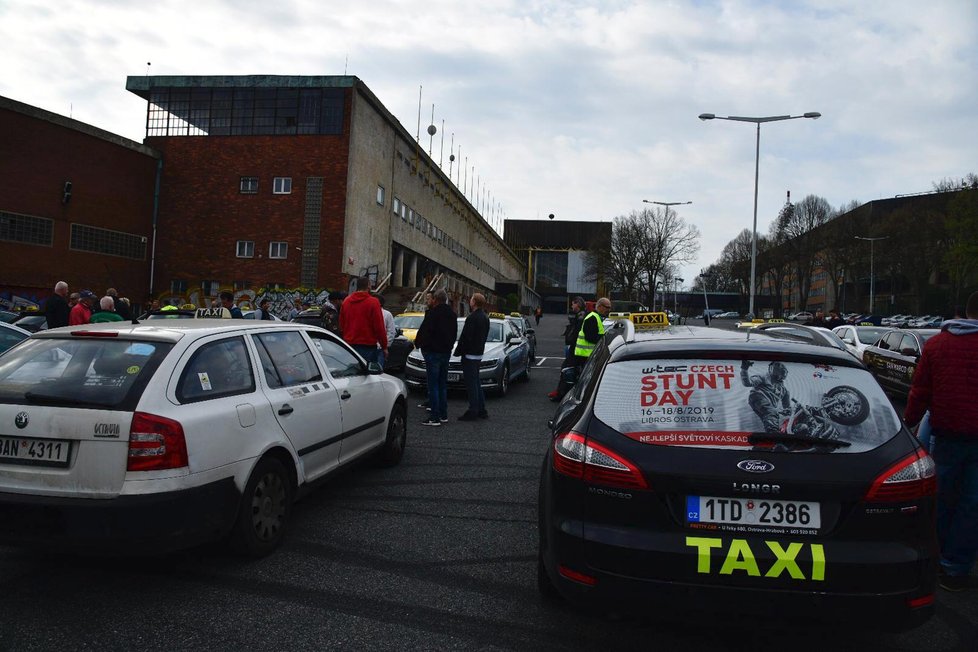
339,277,388,365
68,290,96,326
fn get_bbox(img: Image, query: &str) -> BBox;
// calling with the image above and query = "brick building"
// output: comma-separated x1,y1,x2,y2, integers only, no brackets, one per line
0,95,159,310
125,75,523,312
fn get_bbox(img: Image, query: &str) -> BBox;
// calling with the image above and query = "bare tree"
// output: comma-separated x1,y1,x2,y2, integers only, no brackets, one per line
635,206,701,306
584,212,646,301
772,194,833,309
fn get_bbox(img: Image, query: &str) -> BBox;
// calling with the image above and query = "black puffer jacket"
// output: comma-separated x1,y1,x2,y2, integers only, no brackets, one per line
416,303,457,354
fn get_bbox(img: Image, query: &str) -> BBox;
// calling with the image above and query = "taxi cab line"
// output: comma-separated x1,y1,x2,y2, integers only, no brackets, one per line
0,476,240,554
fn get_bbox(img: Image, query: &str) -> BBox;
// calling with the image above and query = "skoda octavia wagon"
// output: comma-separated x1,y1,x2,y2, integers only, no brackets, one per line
538,315,937,629
0,319,407,556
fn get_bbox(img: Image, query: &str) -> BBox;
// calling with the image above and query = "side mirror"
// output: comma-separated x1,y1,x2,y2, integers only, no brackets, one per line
367,361,384,374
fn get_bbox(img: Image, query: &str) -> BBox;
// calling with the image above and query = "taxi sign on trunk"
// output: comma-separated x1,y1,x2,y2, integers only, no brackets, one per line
629,312,669,328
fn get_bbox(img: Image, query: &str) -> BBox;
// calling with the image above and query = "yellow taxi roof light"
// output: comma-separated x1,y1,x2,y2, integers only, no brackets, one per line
628,312,670,329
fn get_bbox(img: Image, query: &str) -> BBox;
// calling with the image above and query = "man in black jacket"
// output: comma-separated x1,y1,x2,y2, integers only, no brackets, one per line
415,289,457,426
46,281,70,329
548,296,585,401
455,293,490,421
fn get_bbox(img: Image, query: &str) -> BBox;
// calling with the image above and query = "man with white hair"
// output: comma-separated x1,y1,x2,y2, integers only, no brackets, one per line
46,281,70,328
90,296,124,323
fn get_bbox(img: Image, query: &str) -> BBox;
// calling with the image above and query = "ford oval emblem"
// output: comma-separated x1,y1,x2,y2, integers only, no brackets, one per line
14,412,29,429
737,459,774,474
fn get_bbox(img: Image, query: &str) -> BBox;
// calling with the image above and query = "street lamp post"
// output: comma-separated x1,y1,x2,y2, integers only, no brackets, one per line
699,274,711,326
674,277,684,313
642,200,691,314
854,235,889,314
698,112,821,318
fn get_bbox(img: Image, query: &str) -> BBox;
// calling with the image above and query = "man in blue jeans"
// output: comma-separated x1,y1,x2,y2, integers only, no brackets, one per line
454,293,490,421
414,289,457,426
905,291,978,591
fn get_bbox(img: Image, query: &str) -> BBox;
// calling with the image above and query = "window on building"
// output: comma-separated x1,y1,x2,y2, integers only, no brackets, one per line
269,241,288,259
408,208,414,225
70,224,147,260
234,280,251,291
273,177,292,194
240,177,259,194
170,280,188,294
0,211,54,246
201,280,221,296
236,240,255,258
377,185,385,206
393,197,401,216
400,203,407,219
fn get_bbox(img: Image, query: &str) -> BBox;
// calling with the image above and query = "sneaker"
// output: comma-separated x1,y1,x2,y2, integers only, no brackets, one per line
439,416,448,423
421,418,441,427
458,412,478,421
417,402,430,409
939,573,970,592
478,411,489,419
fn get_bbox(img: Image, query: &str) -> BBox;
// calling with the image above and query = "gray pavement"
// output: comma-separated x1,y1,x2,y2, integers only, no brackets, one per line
0,312,975,650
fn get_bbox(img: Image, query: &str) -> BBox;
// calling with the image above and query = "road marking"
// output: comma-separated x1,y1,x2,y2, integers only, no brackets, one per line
535,357,547,366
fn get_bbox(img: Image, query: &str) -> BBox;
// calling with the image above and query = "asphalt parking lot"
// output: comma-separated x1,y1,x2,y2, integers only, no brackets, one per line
0,313,976,650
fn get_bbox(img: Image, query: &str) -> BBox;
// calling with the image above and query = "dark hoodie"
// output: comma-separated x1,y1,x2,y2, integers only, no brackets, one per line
905,319,978,437
416,302,457,354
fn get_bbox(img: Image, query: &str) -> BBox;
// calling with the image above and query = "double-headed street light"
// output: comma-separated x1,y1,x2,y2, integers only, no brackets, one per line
643,200,692,210
854,235,889,314
698,112,821,317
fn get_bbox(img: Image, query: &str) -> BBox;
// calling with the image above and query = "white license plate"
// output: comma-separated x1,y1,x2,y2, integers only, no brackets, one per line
447,373,460,382
687,495,820,529
0,435,71,468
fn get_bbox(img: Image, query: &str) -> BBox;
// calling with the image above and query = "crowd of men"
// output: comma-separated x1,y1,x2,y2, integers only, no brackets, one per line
44,281,133,328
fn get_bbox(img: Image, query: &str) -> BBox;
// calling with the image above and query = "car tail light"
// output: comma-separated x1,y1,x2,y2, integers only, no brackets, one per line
558,564,597,586
865,449,936,502
907,594,934,609
552,432,648,490
128,412,188,471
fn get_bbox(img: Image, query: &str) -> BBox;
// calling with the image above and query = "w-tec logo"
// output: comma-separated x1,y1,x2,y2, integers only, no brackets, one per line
737,459,775,474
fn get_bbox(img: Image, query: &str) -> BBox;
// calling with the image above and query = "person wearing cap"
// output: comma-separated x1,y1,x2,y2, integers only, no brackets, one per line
69,290,97,325
90,296,124,323
46,281,71,329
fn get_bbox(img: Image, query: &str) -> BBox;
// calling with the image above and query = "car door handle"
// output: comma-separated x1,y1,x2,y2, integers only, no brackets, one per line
340,391,351,400
278,404,294,415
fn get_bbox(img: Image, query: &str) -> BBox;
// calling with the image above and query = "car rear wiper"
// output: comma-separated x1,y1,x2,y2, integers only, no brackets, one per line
748,433,851,448
24,390,114,408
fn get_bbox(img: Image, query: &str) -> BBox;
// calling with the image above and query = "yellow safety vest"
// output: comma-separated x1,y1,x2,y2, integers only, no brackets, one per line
574,311,605,358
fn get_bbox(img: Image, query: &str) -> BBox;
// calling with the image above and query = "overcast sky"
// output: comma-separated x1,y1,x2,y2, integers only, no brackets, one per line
3,0,976,288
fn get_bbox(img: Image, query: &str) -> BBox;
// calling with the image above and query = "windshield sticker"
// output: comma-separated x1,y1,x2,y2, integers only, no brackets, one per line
594,359,899,453
126,365,141,375
198,372,212,391
125,343,156,356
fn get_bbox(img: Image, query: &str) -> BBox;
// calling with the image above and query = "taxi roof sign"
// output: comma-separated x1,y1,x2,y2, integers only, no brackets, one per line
629,312,669,328
195,307,232,319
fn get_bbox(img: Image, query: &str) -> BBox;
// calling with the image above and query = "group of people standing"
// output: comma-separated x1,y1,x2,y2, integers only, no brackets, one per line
547,296,613,402
45,281,132,327
414,289,490,426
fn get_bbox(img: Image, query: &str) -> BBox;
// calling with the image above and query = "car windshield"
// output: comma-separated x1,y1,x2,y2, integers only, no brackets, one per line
0,337,172,409
395,315,424,329
593,358,900,454
856,327,888,344
454,321,504,343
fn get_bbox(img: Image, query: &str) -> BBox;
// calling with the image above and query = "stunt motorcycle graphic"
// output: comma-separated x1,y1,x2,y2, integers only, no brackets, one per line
741,361,869,450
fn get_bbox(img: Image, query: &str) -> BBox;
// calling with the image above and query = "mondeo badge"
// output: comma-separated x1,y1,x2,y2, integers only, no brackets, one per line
14,412,29,429
737,459,774,474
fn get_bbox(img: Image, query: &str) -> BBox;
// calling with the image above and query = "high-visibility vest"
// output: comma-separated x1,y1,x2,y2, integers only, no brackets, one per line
574,311,605,358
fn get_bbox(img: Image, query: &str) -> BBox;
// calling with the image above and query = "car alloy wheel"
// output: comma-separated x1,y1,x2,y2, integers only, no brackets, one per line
231,456,293,557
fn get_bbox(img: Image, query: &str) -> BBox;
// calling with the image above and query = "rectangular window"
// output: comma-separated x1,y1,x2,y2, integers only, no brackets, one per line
273,177,292,194
236,240,255,258
408,208,414,225
233,280,251,291
0,211,54,246
201,280,220,296
400,203,407,219
377,185,385,206
170,280,188,293
269,241,288,259
240,177,259,194
393,197,401,216
69,224,147,260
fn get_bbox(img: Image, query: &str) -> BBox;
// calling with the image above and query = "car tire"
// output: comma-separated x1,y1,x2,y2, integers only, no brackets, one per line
374,401,407,468
497,362,510,396
229,456,294,557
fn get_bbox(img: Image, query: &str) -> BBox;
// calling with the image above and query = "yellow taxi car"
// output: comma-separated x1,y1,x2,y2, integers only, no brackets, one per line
393,312,425,343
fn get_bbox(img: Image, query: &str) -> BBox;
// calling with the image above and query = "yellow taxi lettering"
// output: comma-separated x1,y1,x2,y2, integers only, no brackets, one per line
719,539,761,576
764,541,805,579
685,536,723,573
811,544,826,581
686,536,826,581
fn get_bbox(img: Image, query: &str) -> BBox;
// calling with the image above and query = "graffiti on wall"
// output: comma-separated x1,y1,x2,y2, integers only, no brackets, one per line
153,287,338,319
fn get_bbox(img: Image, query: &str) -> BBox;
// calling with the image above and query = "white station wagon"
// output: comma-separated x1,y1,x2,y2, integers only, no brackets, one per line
0,319,407,556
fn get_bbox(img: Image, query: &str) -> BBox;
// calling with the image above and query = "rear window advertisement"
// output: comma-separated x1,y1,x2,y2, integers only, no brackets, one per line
593,359,900,453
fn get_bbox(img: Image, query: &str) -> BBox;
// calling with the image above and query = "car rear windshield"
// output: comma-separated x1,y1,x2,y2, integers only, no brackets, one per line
593,358,900,453
0,337,172,409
